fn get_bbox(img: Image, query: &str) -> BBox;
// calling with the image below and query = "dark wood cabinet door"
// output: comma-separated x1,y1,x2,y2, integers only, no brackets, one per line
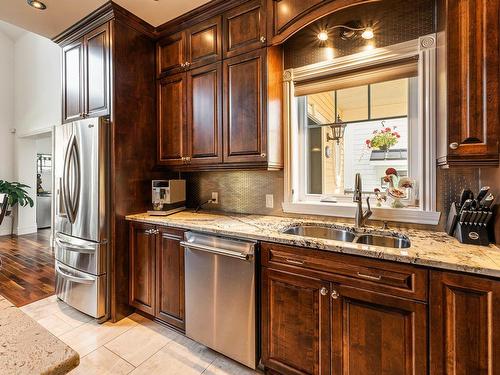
156,227,185,330
157,32,185,77
331,284,427,375
223,49,267,164
187,62,222,165
262,268,330,375
443,0,500,166
129,222,156,315
186,16,221,69
157,73,187,166
62,39,84,123
84,23,110,118
430,271,500,375
223,0,266,58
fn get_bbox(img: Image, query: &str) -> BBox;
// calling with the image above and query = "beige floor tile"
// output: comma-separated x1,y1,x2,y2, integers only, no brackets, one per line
202,356,258,375
69,347,135,375
130,334,217,375
36,313,75,337
60,317,138,357
55,305,93,328
105,319,180,366
20,295,70,321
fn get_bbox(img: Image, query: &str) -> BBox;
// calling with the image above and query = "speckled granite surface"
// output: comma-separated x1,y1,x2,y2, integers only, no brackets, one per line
127,211,500,278
0,296,79,375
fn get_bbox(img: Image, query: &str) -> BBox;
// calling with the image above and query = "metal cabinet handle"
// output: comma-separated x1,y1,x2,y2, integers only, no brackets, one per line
260,36,266,43
331,290,339,299
449,142,459,150
285,258,304,265
185,156,191,162
145,228,158,235
356,272,382,281
180,62,185,68
320,287,328,296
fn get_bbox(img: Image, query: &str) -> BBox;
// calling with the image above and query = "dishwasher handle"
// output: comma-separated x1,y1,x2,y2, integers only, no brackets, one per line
180,241,253,261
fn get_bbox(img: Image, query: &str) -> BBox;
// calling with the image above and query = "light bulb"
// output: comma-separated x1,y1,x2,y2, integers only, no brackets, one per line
361,27,374,40
317,31,329,41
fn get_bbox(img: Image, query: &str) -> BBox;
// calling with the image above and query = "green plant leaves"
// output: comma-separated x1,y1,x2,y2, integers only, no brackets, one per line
0,180,34,208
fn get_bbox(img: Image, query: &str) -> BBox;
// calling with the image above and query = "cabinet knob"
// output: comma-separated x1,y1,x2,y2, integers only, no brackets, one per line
185,156,191,162
184,61,190,69
449,142,459,150
180,62,185,68
320,287,328,296
260,153,266,158
331,290,339,299
260,36,266,43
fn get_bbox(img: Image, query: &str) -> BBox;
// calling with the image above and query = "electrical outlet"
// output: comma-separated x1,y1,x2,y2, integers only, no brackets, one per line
265,194,274,208
211,192,219,204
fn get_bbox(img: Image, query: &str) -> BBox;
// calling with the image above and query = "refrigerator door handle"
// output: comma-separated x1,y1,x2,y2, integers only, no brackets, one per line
55,237,96,254
55,262,95,285
62,134,81,224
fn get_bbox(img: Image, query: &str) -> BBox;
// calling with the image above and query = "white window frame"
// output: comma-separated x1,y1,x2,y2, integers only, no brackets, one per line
282,35,441,225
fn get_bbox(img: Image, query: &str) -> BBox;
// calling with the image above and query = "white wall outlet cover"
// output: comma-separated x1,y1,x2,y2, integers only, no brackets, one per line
211,192,219,204
266,194,274,208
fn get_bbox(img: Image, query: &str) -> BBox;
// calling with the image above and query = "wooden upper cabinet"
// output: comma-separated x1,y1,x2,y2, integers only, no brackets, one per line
186,16,222,70
158,73,187,166
223,0,266,58
261,268,330,375
332,284,427,375
156,227,185,330
84,23,110,118
187,62,222,165
430,271,500,374
62,39,84,123
129,222,156,316
438,0,500,166
223,49,267,164
157,32,185,76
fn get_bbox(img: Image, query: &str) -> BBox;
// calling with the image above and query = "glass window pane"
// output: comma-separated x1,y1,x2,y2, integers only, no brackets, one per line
370,78,408,118
307,92,336,123
336,86,368,122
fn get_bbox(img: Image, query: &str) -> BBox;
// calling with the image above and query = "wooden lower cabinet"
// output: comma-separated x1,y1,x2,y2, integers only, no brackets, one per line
332,284,427,375
430,271,500,374
156,227,185,329
129,222,185,329
129,222,156,315
261,268,330,375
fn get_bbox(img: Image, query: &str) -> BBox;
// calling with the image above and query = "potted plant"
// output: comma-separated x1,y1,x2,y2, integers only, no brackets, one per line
0,180,34,235
365,124,400,152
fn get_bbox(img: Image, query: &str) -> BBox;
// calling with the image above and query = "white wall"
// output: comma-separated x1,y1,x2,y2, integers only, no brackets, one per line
13,33,61,234
0,31,15,235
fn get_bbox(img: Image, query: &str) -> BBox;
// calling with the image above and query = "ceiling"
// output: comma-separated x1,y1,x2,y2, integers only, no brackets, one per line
0,0,211,40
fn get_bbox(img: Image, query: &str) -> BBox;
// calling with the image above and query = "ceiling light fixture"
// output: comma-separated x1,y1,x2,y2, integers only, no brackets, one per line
27,0,47,10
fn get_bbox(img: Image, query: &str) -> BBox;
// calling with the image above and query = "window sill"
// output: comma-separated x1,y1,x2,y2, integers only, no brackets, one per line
281,201,441,225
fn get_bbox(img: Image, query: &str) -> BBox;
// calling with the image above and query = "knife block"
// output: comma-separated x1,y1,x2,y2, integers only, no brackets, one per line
454,222,490,246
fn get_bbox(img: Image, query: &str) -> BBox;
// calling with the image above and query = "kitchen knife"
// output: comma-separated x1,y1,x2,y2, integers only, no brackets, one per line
482,194,495,209
477,211,489,226
459,189,473,206
468,210,479,225
475,186,490,205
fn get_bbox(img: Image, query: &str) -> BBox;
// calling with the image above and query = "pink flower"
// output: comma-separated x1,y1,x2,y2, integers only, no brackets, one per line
385,127,391,132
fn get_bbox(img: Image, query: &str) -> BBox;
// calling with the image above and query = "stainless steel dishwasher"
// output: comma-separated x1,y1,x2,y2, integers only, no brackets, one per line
181,231,257,369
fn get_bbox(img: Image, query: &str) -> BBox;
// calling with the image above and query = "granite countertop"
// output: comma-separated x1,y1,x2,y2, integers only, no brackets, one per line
127,210,500,278
0,296,79,375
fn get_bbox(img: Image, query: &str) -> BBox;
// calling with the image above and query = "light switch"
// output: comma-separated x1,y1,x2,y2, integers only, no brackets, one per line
265,194,274,208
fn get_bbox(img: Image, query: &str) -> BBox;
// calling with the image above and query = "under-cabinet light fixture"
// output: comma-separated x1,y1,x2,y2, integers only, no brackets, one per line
317,24,374,41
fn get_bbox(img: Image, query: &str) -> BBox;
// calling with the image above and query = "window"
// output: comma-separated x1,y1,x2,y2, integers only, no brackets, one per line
283,37,440,224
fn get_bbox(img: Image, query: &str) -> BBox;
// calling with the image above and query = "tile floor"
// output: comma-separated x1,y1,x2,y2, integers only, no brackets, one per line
20,296,259,375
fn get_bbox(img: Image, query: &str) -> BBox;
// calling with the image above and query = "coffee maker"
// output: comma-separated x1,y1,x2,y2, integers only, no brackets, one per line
148,180,186,216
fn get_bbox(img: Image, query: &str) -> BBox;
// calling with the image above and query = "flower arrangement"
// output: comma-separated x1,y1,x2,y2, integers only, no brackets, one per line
365,124,400,151
383,168,414,208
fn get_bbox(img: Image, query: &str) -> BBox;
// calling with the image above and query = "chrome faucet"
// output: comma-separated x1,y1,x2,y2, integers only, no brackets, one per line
353,173,372,228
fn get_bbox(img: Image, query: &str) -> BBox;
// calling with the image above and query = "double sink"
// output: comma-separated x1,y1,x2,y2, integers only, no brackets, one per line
282,225,411,249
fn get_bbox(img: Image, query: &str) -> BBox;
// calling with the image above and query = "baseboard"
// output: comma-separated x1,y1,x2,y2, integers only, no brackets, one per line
15,225,38,236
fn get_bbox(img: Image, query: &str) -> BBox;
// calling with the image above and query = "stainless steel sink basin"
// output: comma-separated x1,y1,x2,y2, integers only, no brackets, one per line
282,225,356,242
355,234,410,248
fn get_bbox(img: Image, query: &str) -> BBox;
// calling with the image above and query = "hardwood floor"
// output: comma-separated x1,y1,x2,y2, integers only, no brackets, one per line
0,229,55,307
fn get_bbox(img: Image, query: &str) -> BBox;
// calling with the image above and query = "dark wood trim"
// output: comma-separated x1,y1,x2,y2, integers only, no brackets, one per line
52,1,155,45
155,0,244,38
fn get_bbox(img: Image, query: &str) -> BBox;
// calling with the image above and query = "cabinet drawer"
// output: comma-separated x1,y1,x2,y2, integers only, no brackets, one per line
261,242,428,301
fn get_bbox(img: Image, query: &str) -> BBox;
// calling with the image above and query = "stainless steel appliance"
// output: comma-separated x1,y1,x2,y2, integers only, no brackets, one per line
54,117,109,319
181,232,257,369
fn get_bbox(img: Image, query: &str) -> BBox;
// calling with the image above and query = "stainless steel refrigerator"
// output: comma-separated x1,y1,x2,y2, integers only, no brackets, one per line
54,117,109,320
